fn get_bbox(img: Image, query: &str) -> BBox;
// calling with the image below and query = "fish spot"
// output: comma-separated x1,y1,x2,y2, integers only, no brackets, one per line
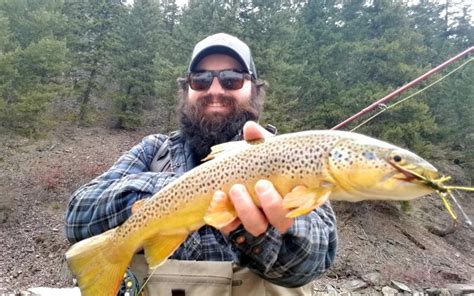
362,151,375,160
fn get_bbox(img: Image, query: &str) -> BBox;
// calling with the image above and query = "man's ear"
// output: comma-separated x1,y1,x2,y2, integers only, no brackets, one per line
255,79,267,88
177,77,187,90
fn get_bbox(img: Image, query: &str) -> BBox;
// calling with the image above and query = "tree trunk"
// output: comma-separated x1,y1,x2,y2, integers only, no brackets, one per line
78,65,97,123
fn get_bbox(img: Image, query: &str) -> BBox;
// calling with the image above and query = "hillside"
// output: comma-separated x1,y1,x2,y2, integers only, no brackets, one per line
0,126,472,294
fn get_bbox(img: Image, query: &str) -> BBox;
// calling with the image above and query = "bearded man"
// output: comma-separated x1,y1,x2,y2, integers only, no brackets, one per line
65,33,337,296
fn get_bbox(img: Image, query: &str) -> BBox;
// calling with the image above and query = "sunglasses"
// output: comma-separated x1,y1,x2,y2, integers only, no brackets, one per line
187,69,252,91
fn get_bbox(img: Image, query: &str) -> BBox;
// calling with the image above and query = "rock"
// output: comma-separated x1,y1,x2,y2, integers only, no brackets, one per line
362,271,384,286
314,284,339,296
13,270,22,278
439,271,466,282
439,288,453,295
382,286,399,295
326,284,338,295
446,283,474,294
0,204,10,223
391,280,412,293
424,288,452,295
337,289,354,296
423,288,441,296
313,284,338,296
27,287,81,296
343,279,368,291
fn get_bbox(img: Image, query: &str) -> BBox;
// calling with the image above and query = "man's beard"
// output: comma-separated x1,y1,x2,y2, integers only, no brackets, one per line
179,94,259,160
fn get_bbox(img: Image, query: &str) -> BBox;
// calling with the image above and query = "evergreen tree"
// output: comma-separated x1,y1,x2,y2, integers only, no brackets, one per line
0,12,18,118
153,0,188,131
0,2,68,135
293,0,437,154
63,0,126,124
112,0,163,128
0,0,66,49
408,0,473,162
408,0,448,54
0,0,471,158
238,0,305,132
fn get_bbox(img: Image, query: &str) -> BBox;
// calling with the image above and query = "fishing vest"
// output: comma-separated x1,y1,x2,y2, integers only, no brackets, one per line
135,126,312,295
130,256,313,296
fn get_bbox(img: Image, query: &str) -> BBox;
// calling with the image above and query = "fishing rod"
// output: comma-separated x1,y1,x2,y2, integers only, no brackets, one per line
331,46,474,228
331,46,474,130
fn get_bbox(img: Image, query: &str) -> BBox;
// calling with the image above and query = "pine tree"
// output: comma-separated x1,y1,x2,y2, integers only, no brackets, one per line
292,0,437,153
0,1,68,136
63,0,126,124
111,0,163,129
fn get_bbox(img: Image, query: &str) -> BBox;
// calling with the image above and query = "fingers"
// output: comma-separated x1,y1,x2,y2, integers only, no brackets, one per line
228,184,268,236
216,180,296,238
256,180,294,233
243,121,273,141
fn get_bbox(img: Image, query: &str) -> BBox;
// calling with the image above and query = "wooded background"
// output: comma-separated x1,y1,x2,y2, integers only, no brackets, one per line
0,0,472,175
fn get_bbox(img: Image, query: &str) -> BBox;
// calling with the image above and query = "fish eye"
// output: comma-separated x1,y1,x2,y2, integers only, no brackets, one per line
393,155,402,162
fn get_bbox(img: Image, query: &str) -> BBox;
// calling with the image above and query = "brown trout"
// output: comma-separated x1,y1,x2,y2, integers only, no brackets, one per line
65,130,461,295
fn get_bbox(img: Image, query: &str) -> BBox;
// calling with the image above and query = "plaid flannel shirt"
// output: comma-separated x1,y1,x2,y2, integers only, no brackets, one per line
65,131,337,287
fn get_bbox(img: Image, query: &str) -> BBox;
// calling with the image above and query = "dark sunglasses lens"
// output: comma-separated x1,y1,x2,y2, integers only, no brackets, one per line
218,70,245,90
189,72,213,90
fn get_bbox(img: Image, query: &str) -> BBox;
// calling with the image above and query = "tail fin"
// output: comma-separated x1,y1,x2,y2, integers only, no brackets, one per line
65,228,134,296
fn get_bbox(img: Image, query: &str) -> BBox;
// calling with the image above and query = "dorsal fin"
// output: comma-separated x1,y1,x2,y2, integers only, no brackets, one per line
201,138,265,162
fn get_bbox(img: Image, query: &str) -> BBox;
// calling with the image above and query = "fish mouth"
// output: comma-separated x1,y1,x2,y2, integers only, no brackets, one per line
387,161,419,183
387,160,447,192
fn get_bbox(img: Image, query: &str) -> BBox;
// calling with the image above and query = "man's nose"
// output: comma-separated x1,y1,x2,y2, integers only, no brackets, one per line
207,77,225,94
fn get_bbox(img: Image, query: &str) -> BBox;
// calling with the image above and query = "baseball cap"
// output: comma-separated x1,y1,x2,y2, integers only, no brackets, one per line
188,33,257,80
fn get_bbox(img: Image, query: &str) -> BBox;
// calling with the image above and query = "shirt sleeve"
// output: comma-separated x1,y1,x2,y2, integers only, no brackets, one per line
229,201,337,287
65,134,179,243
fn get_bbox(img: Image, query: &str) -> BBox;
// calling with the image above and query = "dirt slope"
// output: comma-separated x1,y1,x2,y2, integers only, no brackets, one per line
0,126,472,294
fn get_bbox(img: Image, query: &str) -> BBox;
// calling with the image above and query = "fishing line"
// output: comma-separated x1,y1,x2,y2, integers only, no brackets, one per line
350,57,474,132
138,266,158,295
349,58,474,226
449,190,473,227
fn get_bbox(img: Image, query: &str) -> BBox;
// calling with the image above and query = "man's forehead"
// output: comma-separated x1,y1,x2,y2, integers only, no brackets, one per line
195,54,244,70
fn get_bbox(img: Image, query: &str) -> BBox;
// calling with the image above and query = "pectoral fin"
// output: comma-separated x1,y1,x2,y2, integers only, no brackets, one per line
203,192,237,229
283,187,332,218
143,233,188,269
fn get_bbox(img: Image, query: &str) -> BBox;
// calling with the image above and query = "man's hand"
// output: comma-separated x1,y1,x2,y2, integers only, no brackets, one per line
242,121,274,141
217,121,294,236
218,180,294,236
